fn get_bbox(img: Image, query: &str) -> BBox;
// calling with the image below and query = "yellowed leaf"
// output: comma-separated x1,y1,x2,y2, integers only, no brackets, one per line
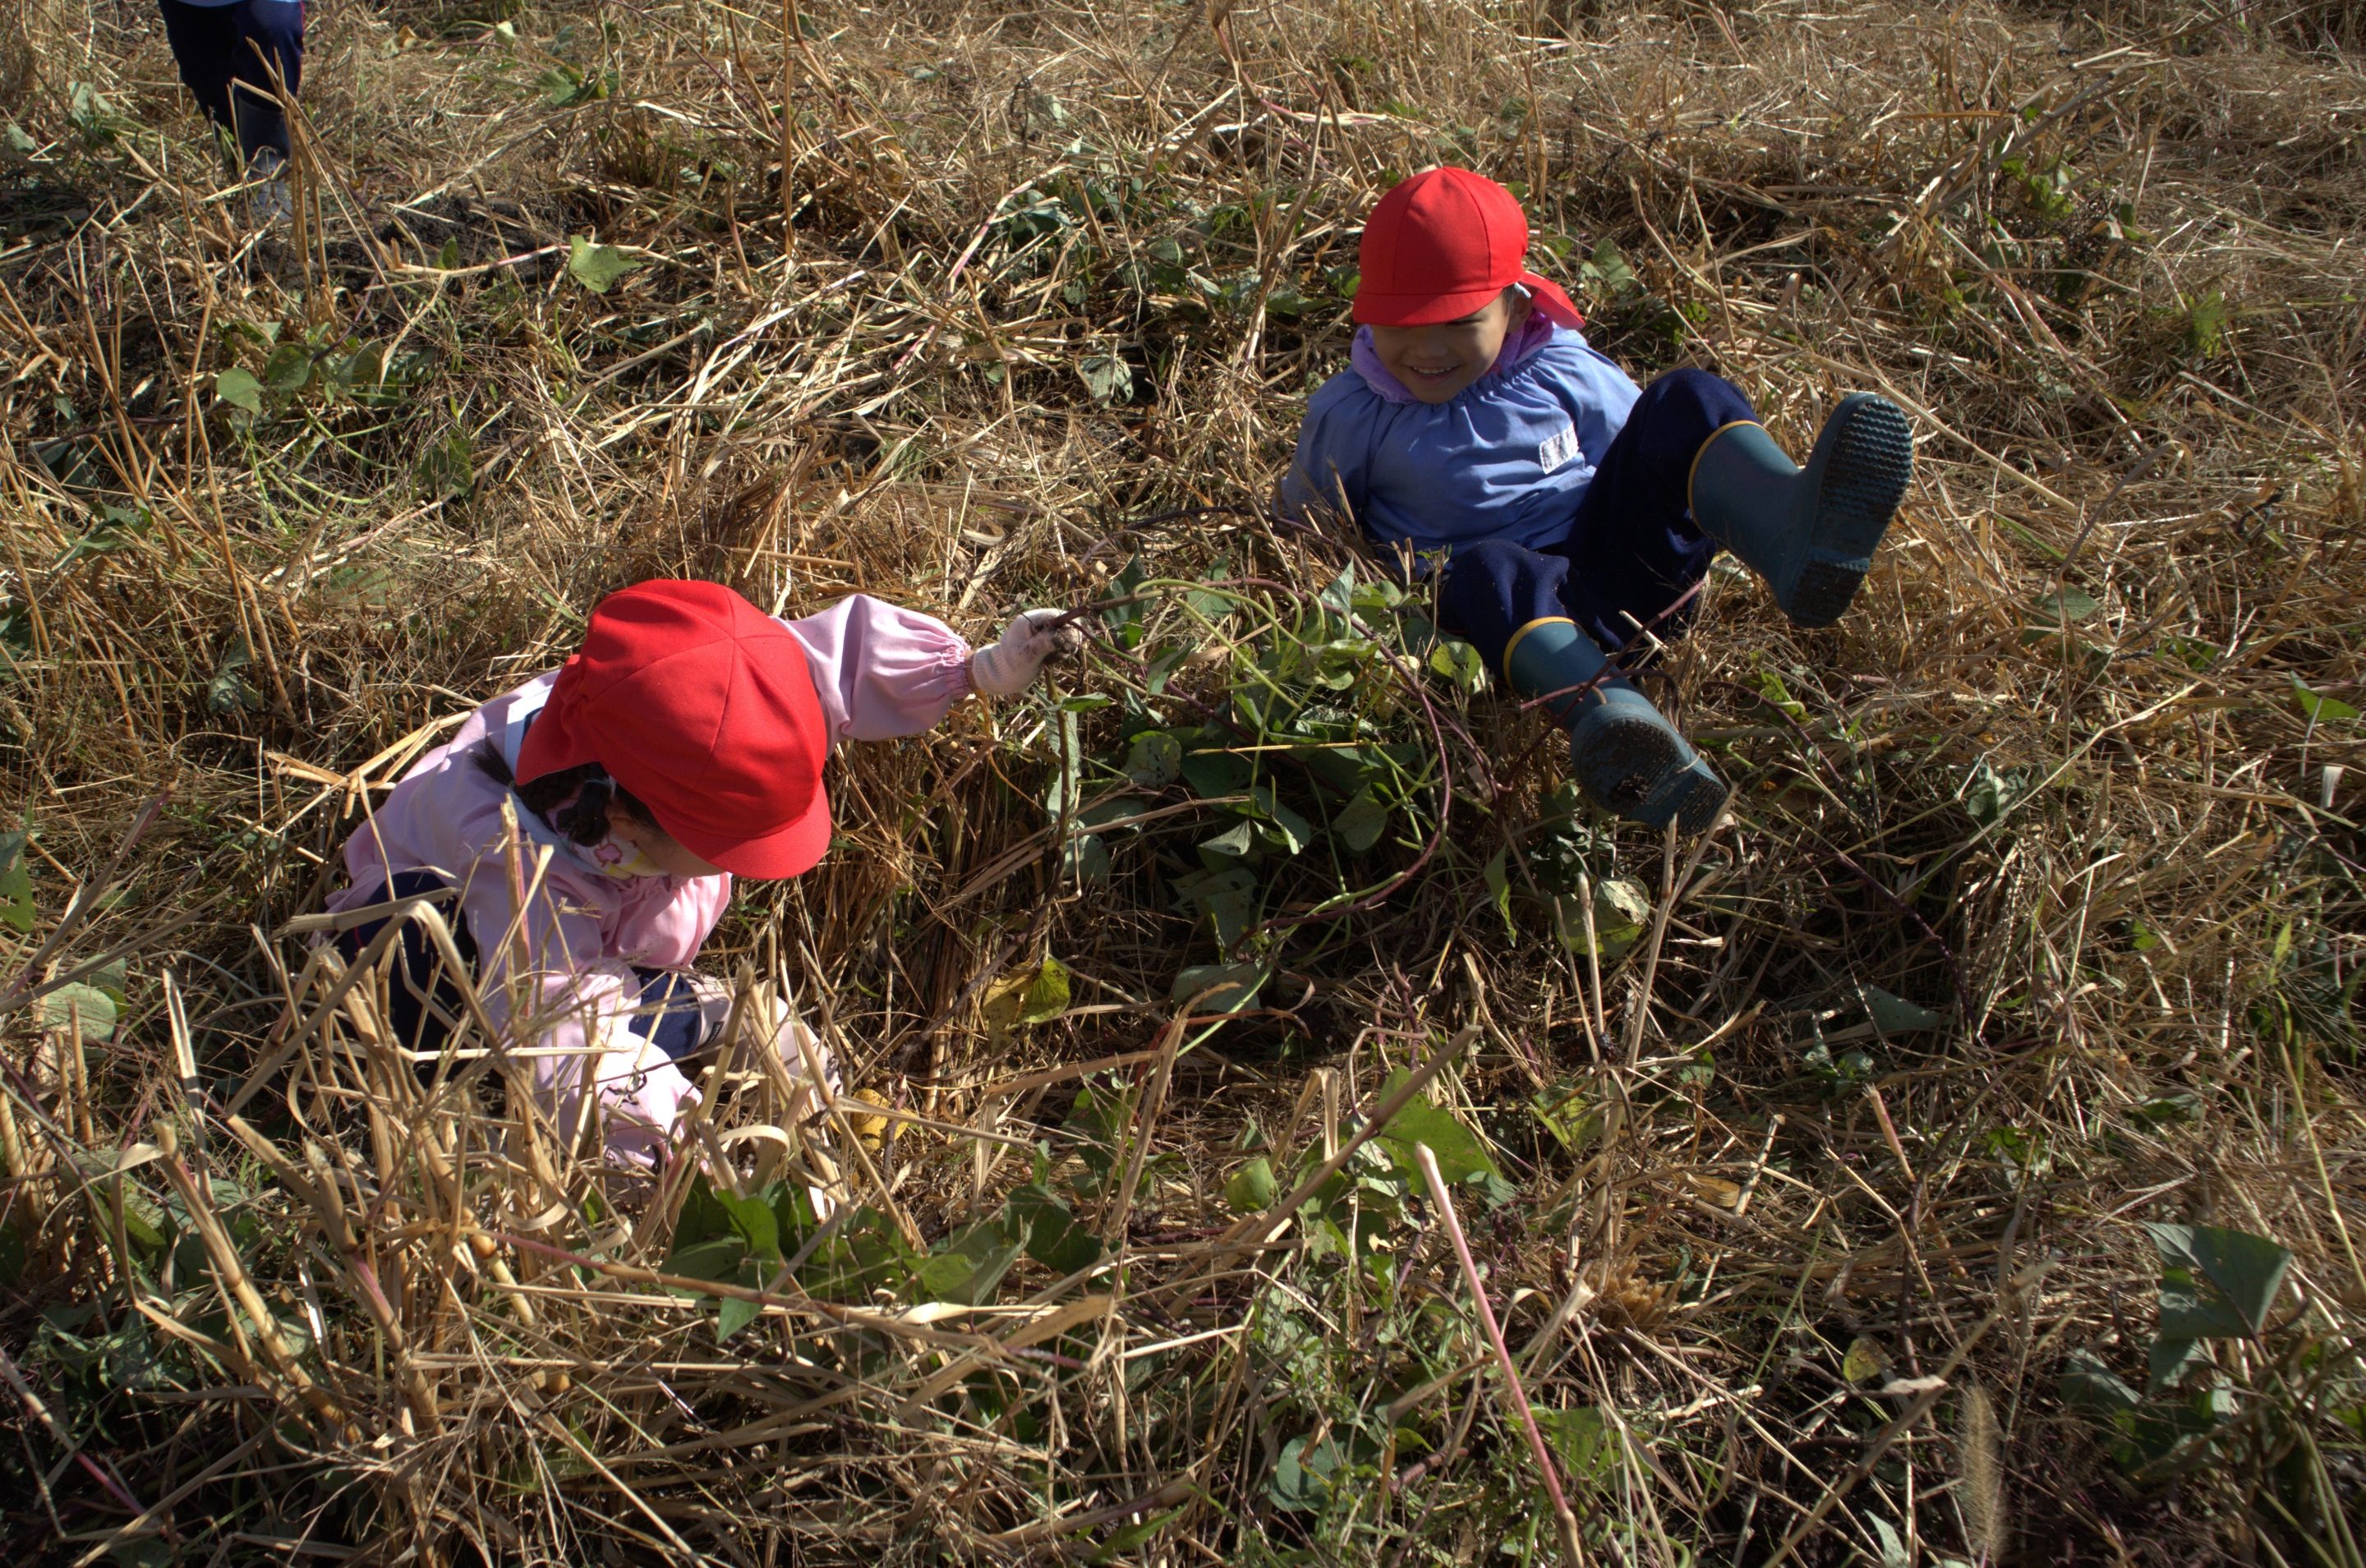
1683,1172,1742,1207
1842,1336,1893,1383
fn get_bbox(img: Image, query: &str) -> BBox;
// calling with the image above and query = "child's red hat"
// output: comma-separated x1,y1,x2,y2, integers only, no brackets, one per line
516,580,831,879
1353,167,1584,330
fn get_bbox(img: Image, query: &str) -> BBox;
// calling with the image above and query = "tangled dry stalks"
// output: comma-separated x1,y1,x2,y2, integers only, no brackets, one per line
2,0,2362,1563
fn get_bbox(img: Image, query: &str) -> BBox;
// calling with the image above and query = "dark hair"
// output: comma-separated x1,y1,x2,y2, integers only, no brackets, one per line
471,740,656,848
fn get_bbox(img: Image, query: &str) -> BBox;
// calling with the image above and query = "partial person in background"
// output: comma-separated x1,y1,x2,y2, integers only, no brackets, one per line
155,0,303,219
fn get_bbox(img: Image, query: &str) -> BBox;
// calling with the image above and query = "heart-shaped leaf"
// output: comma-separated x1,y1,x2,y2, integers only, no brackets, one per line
2142,1222,2291,1338
1330,789,1388,854
1223,1156,1277,1214
568,233,642,294
214,366,264,413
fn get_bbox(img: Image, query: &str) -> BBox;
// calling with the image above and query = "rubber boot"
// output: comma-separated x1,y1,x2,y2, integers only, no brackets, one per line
1505,618,1724,835
1688,394,1913,628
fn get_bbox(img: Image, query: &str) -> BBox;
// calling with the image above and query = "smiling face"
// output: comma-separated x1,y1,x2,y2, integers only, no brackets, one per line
1365,287,1531,404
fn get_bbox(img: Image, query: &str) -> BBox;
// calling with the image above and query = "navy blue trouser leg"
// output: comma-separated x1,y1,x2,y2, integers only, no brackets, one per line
628,968,711,1063
334,870,479,1058
1438,368,1759,669
158,0,305,163
332,872,707,1062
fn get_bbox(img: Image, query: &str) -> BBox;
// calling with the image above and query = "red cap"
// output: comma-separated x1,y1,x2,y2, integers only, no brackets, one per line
515,580,831,880
1353,167,1583,330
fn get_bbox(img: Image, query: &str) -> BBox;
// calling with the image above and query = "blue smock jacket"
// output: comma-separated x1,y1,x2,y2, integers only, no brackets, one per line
1278,325,1642,564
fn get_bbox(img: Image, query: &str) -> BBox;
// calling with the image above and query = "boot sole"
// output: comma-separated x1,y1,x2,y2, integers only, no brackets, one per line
1571,713,1689,817
1638,761,1728,836
1791,396,1913,628
1572,720,1725,834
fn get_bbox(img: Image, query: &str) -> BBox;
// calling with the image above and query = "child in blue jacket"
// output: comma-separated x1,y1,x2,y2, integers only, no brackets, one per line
1281,168,1913,833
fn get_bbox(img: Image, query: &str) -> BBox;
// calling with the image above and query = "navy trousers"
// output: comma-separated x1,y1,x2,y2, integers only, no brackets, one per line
334,870,708,1063
1436,367,1756,670
157,0,305,164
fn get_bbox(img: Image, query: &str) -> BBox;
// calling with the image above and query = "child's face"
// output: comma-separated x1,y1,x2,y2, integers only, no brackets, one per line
607,812,726,879
1366,288,1531,404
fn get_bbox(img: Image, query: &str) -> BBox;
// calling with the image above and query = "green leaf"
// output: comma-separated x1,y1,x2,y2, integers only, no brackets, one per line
1482,847,1514,936
1267,1434,1348,1511
2060,1348,2142,1413
2148,1334,2212,1392
714,1189,782,1265
1171,963,1264,1012
1078,353,1133,404
983,959,1072,1037
1755,666,1811,724
2185,289,2227,357
2141,1222,2292,1337
1332,789,1388,855
1062,1080,1139,1201
1223,1156,1278,1214
919,1216,1026,1305
716,1287,763,1340
1124,731,1183,787
672,1175,738,1251
40,982,117,1042
1179,747,1252,799
205,639,262,714
260,340,311,393
0,831,35,933
1963,760,2028,829
1535,1407,1613,1484
1143,641,1195,694
664,1235,744,1285
1369,1070,1498,1184
213,366,264,413
1248,785,1314,855
1427,637,1485,692
1554,876,1650,959
2290,676,2359,726
1861,984,1946,1034
2029,587,2102,627
1195,821,1255,869
1010,1184,1102,1275
1317,563,1356,617
568,233,642,294
1089,1509,1185,1563
1868,1515,1912,1568
417,430,475,500
1173,867,1258,953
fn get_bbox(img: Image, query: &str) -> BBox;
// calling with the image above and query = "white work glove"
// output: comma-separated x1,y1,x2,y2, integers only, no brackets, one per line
968,608,1084,697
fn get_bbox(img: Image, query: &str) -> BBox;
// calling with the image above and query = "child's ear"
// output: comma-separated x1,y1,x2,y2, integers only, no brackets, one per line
1503,287,1534,330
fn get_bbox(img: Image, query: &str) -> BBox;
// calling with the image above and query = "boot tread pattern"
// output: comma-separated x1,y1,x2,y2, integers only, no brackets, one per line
1793,397,1913,627
1572,715,1686,812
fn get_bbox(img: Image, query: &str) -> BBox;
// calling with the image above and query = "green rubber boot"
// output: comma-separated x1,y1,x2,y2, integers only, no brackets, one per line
1689,394,1913,628
1505,618,1724,835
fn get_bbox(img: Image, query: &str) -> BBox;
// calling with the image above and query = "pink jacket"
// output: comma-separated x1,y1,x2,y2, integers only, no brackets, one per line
327,595,971,1157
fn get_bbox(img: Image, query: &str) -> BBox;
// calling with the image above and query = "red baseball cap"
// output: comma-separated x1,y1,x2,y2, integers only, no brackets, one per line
516,580,831,880
1354,167,1584,329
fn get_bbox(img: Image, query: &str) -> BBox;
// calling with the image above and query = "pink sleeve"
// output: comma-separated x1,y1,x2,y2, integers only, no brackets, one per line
776,595,974,742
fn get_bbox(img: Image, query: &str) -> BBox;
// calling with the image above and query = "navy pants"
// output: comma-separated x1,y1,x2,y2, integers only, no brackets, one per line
1436,368,1756,670
157,0,305,164
334,870,708,1064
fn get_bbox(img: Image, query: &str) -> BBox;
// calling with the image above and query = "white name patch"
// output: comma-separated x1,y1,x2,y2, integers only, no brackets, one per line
1539,423,1582,474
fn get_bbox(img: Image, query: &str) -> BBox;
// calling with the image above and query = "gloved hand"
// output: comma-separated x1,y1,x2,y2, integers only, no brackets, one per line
969,609,1085,697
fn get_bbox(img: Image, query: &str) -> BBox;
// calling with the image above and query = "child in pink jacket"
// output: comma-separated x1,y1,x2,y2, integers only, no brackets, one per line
325,580,1066,1163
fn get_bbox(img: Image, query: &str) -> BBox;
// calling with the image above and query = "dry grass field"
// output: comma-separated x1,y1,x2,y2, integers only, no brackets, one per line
1,0,2362,1562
